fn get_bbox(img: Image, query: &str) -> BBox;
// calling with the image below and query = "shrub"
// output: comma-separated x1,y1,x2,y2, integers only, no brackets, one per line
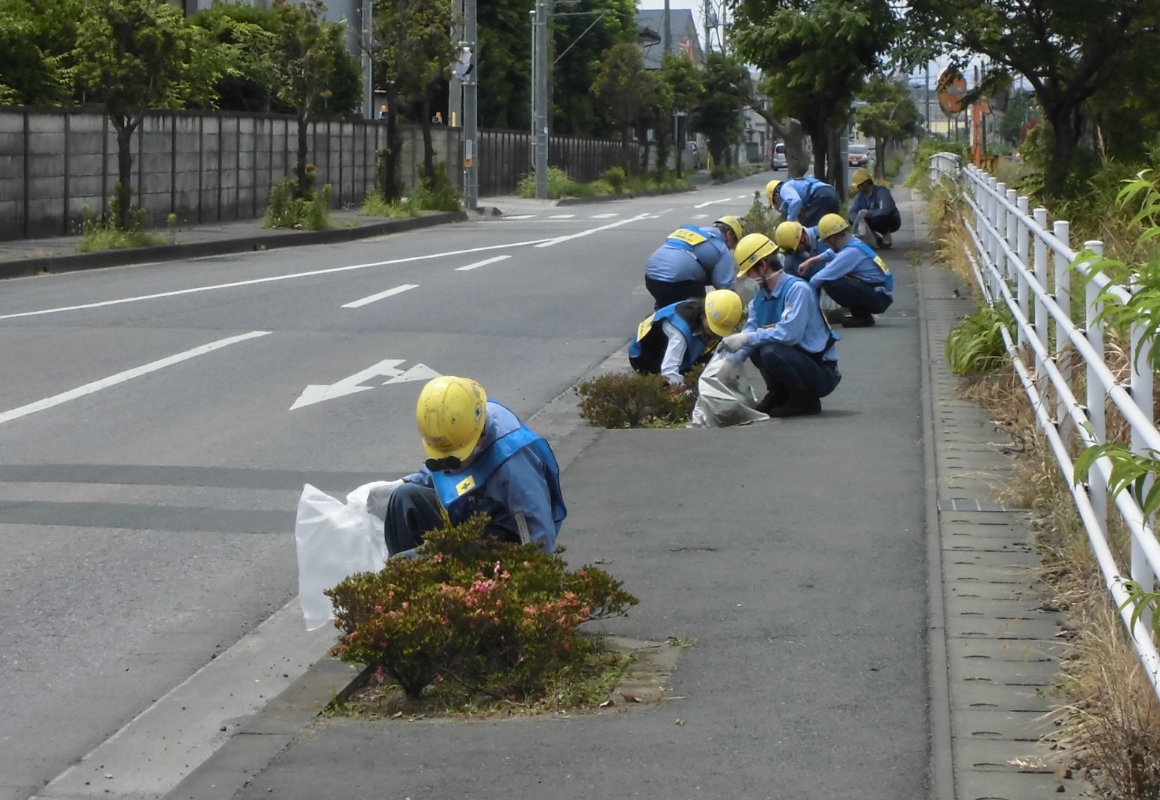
362,191,418,219
517,166,579,199
741,191,776,238
576,369,700,428
602,166,628,193
412,163,463,212
326,513,638,702
76,188,163,252
263,173,333,231
945,302,1013,374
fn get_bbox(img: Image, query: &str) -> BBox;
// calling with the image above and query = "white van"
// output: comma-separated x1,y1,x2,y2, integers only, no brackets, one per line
771,143,788,170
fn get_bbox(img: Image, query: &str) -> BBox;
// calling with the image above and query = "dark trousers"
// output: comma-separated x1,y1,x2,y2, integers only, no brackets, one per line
750,342,841,400
384,482,444,556
865,209,902,234
799,185,840,227
646,275,705,310
820,280,893,316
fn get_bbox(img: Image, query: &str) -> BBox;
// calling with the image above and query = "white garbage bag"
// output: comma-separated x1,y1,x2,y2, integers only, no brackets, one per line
294,481,399,631
688,350,770,428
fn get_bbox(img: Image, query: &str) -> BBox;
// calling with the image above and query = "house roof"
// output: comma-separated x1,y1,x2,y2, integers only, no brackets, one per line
636,8,703,68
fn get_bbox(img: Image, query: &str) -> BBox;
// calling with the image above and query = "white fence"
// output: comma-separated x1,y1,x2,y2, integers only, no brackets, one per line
930,153,1160,702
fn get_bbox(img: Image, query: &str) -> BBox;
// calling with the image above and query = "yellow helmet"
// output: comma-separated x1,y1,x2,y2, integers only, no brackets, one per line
817,213,850,240
704,289,743,336
734,232,777,277
851,168,873,186
714,215,743,245
764,180,782,207
416,376,487,462
774,221,804,253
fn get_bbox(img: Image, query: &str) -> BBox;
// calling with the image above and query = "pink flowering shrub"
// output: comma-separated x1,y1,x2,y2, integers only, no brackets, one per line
325,514,638,701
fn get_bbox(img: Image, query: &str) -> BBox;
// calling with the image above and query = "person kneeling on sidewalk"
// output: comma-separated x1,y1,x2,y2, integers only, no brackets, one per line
797,213,893,328
379,376,566,559
848,168,901,249
628,289,743,385
720,233,841,418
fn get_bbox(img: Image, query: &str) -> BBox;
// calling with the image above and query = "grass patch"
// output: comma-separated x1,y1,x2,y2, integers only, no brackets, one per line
361,191,418,219
263,177,333,231
75,197,174,253
516,167,693,200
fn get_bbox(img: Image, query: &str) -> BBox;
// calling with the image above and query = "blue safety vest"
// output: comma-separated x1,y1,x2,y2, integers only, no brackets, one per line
850,239,894,292
751,275,839,360
429,406,567,536
628,302,713,372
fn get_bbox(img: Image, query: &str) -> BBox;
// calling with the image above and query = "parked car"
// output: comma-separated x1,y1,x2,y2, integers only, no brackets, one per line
848,143,870,168
685,141,702,170
770,142,788,170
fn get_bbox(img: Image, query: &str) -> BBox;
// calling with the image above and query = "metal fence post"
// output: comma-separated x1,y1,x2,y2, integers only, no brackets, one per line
1052,220,1072,426
1083,240,1107,533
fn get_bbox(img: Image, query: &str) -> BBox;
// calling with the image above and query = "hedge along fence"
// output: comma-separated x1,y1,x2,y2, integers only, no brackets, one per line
0,106,464,241
477,128,640,197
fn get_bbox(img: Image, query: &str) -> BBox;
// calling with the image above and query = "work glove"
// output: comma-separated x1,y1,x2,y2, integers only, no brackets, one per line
721,332,750,353
364,479,403,519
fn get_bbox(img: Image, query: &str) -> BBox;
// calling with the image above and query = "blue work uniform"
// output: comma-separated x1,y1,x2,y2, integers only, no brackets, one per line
628,299,717,381
848,185,901,234
775,178,840,226
781,225,827,278
385,401,566,557
807,237,894,316
645,225,736,310
734,273,841,401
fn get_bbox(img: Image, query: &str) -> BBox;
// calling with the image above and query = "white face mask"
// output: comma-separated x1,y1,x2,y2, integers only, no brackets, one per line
744,277,760,294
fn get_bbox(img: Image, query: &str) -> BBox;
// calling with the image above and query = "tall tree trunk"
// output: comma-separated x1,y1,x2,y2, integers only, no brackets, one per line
420,97,435,187
295,113,312,199
674,114,684,178
621,124,632,174
113,117,135,230
808,132,827,183
383,83,401,201
1042,103,1082,198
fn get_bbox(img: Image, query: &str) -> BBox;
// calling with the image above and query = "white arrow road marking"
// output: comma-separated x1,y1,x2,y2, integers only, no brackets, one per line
589,213,617,219
499,214,535,220
341,283,419,308
291,359,440,410
456,255,510,272
536,213,649,248
694,198,733,208
547,214,576,219
0,331,270,426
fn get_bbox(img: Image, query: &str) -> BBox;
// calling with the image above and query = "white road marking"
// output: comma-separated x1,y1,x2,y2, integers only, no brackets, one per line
536,213,649,248
0,331,270,426
456,255,510,272
0,239,555,321
694,198,733,208
502,214,535,219
548,214,576,219
691,213,709,219
341,283,419,309
291,358,439,410
589,213,617,219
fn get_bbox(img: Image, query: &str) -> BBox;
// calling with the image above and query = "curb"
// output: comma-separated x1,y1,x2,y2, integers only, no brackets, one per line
0,211,466,281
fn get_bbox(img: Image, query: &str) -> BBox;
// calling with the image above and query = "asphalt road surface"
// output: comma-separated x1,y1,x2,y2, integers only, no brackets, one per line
0,180,774,800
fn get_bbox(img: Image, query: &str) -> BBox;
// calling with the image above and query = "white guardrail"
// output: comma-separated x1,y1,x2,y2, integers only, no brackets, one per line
929,153,1160,702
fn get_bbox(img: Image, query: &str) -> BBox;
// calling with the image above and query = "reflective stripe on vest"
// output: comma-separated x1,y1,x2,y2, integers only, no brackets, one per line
850,239,893,292
430,413,567,534
665,225,709,252
628,303,706,371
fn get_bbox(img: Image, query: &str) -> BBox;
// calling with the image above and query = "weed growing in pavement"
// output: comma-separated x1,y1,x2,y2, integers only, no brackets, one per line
361,191,417,219
575,367,702,428
76,190,163,252
740,191,776,238
944,301,1013,375
325,514,638,708
263,171,333,231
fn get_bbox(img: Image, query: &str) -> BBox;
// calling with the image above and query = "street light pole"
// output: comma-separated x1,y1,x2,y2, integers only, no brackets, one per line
463,0,478,210
532,0,549,200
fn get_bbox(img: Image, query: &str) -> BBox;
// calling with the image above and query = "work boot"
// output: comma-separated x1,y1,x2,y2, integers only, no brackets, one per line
767,390,822,418
754,370,788,413
841,311,875,328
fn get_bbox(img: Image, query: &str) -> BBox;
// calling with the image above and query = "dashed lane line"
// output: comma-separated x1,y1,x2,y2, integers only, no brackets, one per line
341,283,419,308
456,255,511,272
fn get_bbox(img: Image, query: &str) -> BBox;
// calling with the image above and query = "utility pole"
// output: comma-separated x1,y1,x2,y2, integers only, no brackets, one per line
663,0,671,55
360,0,373,120
462,0,478,209
531,0,549,200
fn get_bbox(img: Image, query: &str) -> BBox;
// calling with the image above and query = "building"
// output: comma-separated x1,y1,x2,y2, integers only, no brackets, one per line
636,8,704,68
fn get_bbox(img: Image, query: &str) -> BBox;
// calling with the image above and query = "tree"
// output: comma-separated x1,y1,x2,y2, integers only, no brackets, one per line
551,0,636,137
189,3,281,113
593,42,659,173
903,0,1160,197
732,0,897,186
855,77,921,177
689,52,745,169
270,0,361,199
659,52,704,178
74,0,222,228
994,90,1036,149
374,0,454,194
0,0,83,106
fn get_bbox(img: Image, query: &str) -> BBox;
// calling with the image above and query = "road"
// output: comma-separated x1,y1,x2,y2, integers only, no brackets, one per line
0,180,767,800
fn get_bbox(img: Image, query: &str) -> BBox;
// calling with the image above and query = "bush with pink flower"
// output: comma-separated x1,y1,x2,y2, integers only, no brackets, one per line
326,514,638,703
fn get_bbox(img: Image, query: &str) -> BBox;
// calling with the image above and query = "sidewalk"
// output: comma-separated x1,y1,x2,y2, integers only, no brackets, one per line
0,207,467,281
152,190,1089,800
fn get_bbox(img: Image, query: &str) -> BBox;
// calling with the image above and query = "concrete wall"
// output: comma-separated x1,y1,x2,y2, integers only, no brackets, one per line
0,108,463,241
